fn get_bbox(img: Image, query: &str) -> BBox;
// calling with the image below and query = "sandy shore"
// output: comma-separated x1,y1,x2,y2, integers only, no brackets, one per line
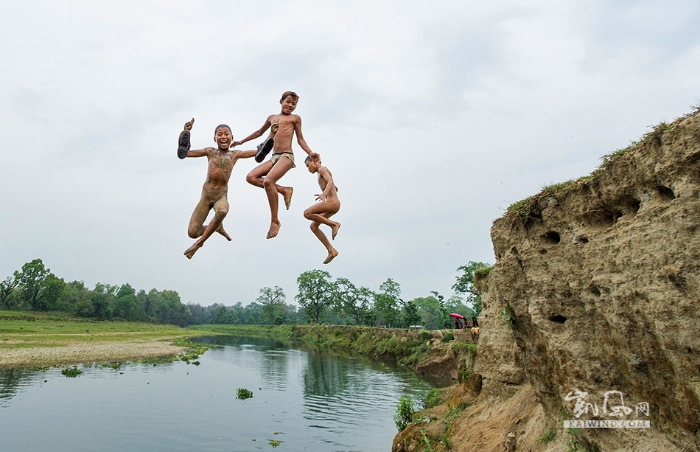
0,339,189,367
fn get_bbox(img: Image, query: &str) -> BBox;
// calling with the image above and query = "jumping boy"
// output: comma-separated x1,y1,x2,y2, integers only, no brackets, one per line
231,91,319,239
304,156,341,264
180,121,257,259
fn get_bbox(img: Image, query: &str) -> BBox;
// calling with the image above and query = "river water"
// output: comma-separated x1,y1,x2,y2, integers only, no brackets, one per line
0,336,438,451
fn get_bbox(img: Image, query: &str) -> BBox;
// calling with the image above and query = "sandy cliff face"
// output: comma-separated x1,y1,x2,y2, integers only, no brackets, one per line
477,110,700,451
394,110,700,452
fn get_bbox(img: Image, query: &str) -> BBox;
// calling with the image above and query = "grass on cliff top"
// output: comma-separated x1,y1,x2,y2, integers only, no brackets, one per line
501,107,699,226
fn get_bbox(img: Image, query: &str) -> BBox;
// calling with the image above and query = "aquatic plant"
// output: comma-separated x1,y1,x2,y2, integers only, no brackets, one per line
236,388,253,400
61,366,83,377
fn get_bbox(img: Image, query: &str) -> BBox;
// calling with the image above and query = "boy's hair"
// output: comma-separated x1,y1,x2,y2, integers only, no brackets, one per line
280,91,299,102
304,155,320,164
214,124,231,134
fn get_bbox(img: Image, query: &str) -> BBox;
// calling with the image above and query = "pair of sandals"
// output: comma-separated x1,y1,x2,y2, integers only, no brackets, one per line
177,133,274,163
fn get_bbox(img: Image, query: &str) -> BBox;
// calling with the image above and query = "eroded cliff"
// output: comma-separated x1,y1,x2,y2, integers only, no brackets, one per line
395,109,700,452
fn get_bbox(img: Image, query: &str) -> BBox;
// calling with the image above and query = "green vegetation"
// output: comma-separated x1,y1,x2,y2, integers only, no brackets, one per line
452,261,491,316
394,396,415,431
537,426,557,444
423,388,445,409
61,366,82,377
441,332,454,342
2,259,481,331
269,439,280,447
498,303,515,327
236,388,254,400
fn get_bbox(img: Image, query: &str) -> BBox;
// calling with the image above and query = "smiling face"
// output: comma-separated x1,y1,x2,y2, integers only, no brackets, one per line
280,95,298,115
213,126,232,150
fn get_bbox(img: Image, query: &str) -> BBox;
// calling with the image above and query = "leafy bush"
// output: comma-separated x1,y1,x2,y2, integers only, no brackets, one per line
441,332,454,342
394,396,415,431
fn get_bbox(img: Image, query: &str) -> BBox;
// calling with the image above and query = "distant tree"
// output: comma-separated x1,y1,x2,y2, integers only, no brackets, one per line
375,278,401,327
257,286,287,326
113,284,140,321
332,278,375,326
16,259,51,311
41,274,66,312
0,273,19,309
296,270,333,323
401,300,421,328
213,305,236,324
412,296,445,330
430,290,450,328
452,261,490,316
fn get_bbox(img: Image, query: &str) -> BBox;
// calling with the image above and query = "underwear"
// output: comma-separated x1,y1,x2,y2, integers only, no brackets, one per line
270,152,296,168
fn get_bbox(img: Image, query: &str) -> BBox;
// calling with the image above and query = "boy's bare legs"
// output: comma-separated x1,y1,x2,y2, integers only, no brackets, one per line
246,162,294,212
184,197,230,259
246,159,295,239
304,204,340,263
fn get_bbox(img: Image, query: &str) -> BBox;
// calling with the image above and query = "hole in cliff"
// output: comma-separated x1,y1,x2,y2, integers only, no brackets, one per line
539,249,548,255
589,285,601,296
548,315,567,324
577,236,589,244
628,198,641,214
657,185,675,201
542,231,561,244
584,208,622,226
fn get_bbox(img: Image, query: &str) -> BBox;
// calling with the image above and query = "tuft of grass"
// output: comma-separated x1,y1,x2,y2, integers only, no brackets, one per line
423,388,444,409
498,304,515,327
441,332,455,343
537,426,557,444
474,266,493,280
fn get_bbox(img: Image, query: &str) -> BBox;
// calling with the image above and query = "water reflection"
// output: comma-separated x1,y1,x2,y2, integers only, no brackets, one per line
1,335,437,452
0,368,40,408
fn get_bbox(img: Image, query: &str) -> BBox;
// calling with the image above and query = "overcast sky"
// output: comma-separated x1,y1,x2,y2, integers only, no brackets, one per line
1,0,698,307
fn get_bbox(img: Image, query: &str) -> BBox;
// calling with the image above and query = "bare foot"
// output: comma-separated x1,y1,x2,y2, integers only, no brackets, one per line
323,249,339,264
216,223,232,241
184,243,202,259
267,221,281,239
283,187,293,210
331,222,341,240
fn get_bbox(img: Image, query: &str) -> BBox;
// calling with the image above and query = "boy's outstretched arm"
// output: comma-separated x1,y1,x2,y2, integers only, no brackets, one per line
231,117,272,148
185,148,210,158
294,117,319,160
235,150,257,159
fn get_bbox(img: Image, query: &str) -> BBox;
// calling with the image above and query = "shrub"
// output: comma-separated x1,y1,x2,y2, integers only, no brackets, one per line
441,332,455,342
394,396,415,431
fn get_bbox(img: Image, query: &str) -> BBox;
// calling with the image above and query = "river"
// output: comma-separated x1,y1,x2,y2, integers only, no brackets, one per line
0,336,438,451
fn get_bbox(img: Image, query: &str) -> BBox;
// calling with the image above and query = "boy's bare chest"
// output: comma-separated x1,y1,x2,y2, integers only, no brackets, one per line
272,115,296,132
208,152,234,172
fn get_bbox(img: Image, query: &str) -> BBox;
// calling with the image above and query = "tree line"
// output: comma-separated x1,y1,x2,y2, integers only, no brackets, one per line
0,258,490,329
